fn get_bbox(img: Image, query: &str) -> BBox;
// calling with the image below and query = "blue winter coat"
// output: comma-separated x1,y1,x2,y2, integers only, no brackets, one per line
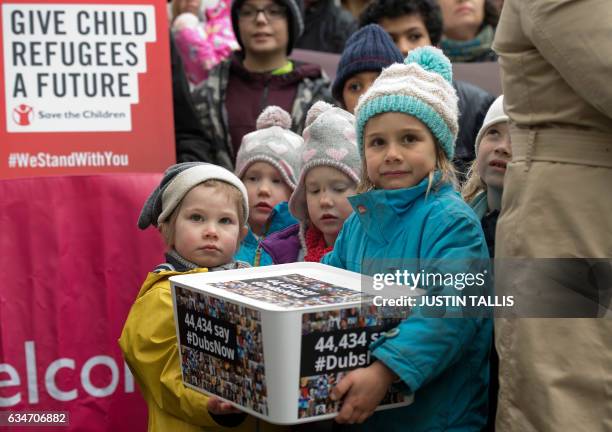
235,202,297,266
322,175,492,431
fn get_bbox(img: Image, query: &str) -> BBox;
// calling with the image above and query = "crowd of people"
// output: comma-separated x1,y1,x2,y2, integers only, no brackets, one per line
118,0,612,431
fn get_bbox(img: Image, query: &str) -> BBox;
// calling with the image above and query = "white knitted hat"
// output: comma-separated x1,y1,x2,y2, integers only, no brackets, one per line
355,46,459,160
138,162,249,229
235,106,304,189
474,95,508,154
289,101,361,222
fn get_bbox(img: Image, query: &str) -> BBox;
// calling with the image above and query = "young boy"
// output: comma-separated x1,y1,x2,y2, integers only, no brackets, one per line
190,0,333,170
359,0,495,181
119,162,283,432
332,24,403,113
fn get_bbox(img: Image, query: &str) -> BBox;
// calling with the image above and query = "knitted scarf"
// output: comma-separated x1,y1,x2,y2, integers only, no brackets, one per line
440,25,495,63
303,225,334,262
165,249,249,271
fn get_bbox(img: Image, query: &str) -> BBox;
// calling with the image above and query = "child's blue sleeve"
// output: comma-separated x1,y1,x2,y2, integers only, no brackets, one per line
369,209,491,393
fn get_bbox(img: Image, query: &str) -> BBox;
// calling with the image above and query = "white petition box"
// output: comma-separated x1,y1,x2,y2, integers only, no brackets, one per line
171,262,418,425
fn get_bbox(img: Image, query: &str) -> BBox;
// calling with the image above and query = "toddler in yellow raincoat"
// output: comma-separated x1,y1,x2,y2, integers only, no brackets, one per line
119,162,286,432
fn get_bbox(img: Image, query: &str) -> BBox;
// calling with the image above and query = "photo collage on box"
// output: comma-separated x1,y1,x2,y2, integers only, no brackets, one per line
175,286,268,415
208,273,364,308
298,305,410,419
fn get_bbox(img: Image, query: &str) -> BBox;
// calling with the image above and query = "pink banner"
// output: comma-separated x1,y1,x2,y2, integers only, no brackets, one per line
0,174,166,431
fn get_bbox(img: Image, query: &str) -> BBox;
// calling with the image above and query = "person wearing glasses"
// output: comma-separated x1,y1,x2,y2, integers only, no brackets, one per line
188,0,333,169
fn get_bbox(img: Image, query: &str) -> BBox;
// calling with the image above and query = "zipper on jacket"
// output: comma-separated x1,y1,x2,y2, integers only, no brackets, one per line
219,96,233,162
212,61,234,163
253,217,273,267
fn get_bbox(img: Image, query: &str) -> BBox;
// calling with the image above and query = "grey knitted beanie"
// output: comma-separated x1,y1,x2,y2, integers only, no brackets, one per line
235,106,304,189
138,162,249,229
289,101,361,222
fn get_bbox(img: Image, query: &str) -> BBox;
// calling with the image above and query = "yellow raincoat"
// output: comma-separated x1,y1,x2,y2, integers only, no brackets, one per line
119,269,286,432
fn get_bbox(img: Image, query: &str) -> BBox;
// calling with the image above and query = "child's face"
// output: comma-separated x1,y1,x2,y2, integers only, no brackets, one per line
305,166,356,246
379,13,432,57
342,71,379,114
173,184,247,268
242,161,292,232
237,0,289,59
364,112,437,190
476,122,511,191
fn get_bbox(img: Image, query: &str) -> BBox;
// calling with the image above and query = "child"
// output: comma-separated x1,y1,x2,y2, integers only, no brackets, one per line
461,95,509,432
119,162,283,432
234,106,304,266
322,47,492,430
260,101,361,263
359,0,496,182
332,24,403,114
461,95,510,257
191,0,332,169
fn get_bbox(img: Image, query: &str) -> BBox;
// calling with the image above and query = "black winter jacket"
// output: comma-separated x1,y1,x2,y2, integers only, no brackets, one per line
170,34,213,164
295,0,358,54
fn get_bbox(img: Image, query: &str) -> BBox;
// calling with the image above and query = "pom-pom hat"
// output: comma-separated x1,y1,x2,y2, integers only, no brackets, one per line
235,106,304,189
289,101,361,221
355,46,459,160
332,24,404,104
138,162,249,229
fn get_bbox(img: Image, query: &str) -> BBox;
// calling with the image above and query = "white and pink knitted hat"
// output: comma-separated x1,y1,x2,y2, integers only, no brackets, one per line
289,101,361,222
235,106,304,189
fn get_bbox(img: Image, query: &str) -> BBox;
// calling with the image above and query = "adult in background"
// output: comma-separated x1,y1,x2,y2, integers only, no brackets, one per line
493,0,612,430
294,0,358,54
360,0,495,181
438,0,498,63
191,0,332,169
340,0,370,21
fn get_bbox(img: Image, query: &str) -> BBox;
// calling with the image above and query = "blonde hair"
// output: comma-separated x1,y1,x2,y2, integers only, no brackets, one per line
357,140,458,194
461,117,511,204
461,159,486,204
159,180,246,247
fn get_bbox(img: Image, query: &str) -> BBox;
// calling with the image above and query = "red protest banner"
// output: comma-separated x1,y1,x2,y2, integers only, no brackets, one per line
0,0,175,178
0,173,166,431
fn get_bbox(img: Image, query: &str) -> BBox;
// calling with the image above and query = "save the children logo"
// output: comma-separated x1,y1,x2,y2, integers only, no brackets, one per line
12,104,34,125
2,4,156,133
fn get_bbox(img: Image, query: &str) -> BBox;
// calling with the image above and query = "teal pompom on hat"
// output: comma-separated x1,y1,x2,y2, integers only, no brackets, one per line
354,46,459,160
406,45,453,82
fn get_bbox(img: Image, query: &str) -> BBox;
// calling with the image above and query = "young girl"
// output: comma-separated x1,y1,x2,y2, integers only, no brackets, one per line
462,95,511,257
234,106,304,266
322,47,492,430
461,95,510,432
119,162,284,432
260,101,361,263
